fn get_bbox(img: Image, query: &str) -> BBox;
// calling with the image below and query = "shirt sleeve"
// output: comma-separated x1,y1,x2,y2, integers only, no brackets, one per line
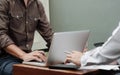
0,1,14,49
81,22,120,66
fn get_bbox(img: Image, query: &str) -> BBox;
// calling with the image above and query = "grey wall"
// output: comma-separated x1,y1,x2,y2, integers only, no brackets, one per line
49,0,120,49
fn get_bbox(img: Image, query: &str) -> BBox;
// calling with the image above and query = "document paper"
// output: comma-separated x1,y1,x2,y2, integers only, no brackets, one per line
79,65,120,70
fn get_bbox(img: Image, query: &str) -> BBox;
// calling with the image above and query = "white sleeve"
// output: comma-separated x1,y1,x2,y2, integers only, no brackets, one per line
81,22,120,66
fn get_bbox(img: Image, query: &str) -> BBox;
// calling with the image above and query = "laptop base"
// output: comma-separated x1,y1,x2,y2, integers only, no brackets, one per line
48,64,79,70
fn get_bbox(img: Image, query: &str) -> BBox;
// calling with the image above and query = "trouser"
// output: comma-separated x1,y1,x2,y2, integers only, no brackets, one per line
0,55,22,75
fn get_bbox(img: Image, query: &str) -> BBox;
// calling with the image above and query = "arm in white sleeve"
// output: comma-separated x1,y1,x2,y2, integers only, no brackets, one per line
81,22,120,66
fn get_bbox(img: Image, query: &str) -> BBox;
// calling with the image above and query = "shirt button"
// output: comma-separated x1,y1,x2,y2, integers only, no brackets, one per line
34,18,37,21
27,32,28,35
16,15,19,19
26,44,29,48
26,21,28,24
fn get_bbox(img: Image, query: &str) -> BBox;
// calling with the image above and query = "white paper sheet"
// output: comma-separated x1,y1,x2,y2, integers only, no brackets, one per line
79,65,120,70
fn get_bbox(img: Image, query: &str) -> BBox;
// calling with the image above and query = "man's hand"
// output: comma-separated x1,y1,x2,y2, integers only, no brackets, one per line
5,44,46,62
21,51,46,62
65,51,83,66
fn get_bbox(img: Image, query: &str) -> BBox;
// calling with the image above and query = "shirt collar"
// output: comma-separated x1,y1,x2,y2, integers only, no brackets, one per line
20,0,35,7
28,0,35,5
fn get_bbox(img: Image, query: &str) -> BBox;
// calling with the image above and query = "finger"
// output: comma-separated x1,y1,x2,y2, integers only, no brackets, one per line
39,51,46,56
34,51,46,57
40,55,46,62
64,58,71,64
32,56,42,62
66,54,72,58
24,56,42,62
32,51,44,57
64,51,72,54
71,51,77,53
37,53,46,62
67,58,73,62
37,50,44,53
32,51,47,62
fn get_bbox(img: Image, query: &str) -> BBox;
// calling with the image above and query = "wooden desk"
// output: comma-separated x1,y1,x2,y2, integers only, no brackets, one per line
13,64,99,75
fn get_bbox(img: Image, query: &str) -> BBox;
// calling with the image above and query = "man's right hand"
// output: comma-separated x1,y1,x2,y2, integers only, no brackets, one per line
21,50,46,62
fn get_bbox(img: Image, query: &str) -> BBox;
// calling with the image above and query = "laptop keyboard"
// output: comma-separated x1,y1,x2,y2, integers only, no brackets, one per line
22,61,46,67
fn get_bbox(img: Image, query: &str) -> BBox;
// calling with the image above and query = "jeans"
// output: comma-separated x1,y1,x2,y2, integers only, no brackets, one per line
0,55,22,75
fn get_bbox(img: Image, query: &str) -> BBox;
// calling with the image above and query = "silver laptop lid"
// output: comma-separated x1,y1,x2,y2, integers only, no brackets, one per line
46,30,90,66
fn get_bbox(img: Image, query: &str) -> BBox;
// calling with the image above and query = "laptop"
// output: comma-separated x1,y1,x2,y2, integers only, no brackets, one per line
23,30,90,69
